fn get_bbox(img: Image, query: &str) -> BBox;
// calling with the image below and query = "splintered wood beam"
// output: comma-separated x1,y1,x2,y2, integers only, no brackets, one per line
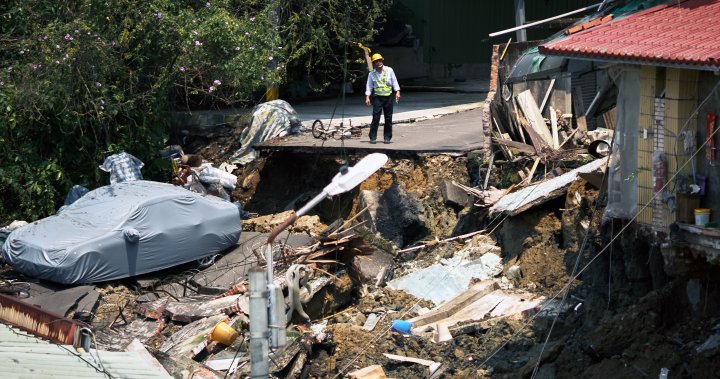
540,78,556,113
550,106,559,149
515,90,554,148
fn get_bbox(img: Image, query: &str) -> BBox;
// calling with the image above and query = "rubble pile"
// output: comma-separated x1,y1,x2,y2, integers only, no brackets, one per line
1,133,719,378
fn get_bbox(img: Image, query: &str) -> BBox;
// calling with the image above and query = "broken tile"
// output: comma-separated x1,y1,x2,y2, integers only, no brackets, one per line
136,297,170,320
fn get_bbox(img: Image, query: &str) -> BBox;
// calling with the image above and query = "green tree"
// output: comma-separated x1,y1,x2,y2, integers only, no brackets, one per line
0,0,391,222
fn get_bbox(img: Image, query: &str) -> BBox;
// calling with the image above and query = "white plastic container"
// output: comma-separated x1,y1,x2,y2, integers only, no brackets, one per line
694,208,710,226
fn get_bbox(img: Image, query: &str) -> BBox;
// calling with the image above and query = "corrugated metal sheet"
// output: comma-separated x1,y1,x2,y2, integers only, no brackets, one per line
0,323,172,379
540,0,720,70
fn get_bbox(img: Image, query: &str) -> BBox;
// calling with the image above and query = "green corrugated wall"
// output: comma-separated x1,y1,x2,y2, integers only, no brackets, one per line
396,0,600,64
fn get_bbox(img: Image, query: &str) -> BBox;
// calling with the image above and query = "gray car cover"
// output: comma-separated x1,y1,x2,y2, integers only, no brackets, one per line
2,181,241,284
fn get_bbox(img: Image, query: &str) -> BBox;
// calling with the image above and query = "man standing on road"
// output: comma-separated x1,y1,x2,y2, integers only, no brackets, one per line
365,53,401,144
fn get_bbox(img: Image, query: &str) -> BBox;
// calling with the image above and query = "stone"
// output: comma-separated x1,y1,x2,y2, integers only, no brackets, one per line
439,180,473,210
376,184,430,248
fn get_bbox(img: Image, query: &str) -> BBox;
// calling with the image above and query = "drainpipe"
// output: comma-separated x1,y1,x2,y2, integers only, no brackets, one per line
514,0,527,42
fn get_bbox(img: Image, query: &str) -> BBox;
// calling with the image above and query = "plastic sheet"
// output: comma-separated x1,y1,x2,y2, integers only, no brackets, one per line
2,181,241,284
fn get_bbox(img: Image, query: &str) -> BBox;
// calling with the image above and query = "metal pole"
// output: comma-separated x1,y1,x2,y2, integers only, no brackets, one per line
514,0,527,42
491,3,602,38
249,268,269,378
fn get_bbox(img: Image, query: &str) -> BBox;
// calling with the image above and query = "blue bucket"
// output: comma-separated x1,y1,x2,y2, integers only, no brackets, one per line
391,319,413,334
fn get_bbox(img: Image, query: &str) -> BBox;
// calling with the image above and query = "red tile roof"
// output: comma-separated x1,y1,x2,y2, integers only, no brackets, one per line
539,0,720,70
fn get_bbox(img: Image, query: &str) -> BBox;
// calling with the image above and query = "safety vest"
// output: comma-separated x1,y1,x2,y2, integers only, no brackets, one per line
372,69,392,96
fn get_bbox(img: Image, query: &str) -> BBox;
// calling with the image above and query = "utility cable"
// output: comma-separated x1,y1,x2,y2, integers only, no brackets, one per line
486,90,720,374
333,153,566,377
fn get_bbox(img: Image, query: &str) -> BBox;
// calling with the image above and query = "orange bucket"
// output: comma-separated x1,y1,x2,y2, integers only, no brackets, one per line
210,321,238,345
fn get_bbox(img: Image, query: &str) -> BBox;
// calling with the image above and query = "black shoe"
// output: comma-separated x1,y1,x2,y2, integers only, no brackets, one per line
369,139,377,144
384,139,391,144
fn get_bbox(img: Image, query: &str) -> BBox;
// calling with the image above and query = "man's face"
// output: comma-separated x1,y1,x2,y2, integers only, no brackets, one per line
373,59,383,69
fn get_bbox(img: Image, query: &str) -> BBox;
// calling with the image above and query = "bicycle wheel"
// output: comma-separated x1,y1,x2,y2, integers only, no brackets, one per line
332,128,348,140
312,120,325,139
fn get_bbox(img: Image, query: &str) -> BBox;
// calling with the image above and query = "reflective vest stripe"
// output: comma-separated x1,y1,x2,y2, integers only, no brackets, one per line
372,70,392,96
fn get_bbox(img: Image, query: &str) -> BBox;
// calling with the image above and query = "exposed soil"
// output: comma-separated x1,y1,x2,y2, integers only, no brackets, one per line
6,123,719,379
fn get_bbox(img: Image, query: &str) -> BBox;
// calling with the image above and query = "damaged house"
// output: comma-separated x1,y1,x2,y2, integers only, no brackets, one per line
537,0,720,269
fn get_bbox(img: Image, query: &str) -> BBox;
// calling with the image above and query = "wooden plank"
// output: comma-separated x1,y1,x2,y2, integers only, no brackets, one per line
509,101,527,144
572,86,588,132
602,107,617,129
408,281,499,328
515,90,554,147
524,158,541,185
490,158,608,216
492,117,514,159
550,106,559,149
492,138,536,155
483,148,495,190
539,78,556,114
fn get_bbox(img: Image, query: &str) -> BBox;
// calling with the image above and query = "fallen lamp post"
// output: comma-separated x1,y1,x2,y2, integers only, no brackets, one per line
249,153,388,378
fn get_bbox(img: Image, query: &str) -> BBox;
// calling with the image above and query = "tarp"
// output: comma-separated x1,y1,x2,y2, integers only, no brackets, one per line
231,100,301,165
2,181,241,284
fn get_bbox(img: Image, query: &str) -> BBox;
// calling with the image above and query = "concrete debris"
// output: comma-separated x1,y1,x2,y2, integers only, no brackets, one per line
408,281,499,329
416,289,544,337
388,249,503,305
440,180,473,209
348,365,388,379
362,313,380,331
489,157,607,216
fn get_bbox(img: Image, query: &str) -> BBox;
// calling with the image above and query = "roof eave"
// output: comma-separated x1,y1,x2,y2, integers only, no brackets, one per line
538,51,720,73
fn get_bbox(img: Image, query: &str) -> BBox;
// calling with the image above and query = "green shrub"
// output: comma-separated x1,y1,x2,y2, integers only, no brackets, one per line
0,0,390,222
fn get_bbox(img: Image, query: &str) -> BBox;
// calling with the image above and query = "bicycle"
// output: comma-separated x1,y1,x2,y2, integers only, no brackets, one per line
311,119,362,140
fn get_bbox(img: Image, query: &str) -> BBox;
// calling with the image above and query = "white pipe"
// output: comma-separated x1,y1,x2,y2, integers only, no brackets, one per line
489,3,602,38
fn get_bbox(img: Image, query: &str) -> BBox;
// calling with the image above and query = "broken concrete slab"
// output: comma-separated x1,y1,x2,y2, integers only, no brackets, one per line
354,248,394,282
440,180,473,210
387,249,503,305
412,289,545,336
489,157,607,216
408,280,499,328
164,294,249,322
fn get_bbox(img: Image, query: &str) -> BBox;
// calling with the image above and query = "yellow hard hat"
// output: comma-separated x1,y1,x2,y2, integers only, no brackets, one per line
371,53,384,62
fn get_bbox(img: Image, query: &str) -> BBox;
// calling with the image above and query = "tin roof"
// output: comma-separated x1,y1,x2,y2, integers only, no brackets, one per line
0,323,172,379
539,0,720,70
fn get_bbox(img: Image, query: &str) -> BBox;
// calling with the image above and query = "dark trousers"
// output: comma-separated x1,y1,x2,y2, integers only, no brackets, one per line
369,94,393,141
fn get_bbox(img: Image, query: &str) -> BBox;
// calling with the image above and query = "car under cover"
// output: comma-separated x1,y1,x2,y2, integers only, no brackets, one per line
2,180,241,284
